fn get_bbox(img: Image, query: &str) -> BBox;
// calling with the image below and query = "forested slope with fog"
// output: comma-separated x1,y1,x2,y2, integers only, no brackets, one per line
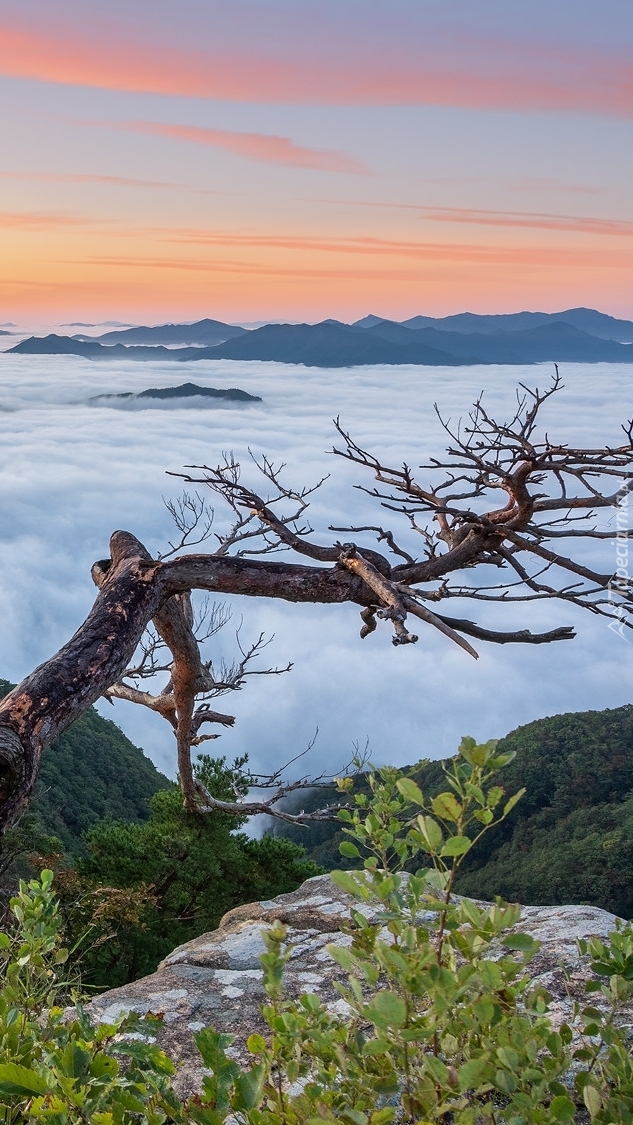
270,705,633,919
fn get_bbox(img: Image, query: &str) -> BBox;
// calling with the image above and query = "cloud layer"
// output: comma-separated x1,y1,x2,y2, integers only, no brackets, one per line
1,19,632,116
111,121,364,173
0,349,631,781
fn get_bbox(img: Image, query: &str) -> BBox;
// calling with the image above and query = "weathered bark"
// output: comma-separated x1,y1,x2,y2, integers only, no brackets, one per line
0,531,367,829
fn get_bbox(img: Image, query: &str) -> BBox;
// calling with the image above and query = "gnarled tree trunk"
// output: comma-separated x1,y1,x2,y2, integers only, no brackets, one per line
0,531,363,829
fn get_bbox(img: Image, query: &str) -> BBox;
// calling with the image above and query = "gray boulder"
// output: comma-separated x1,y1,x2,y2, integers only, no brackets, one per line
87,874,630,1097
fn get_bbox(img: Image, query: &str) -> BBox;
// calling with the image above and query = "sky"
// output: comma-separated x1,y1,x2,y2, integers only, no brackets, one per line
0,354,631,782
1,0,633,324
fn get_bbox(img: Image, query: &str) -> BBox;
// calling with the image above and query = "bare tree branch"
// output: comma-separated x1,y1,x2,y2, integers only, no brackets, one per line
0,372,631,829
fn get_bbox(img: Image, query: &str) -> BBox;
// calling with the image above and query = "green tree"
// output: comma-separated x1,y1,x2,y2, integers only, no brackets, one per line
63,756,319,988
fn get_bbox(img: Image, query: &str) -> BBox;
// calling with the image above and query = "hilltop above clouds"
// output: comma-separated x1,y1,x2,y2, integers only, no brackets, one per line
9,307,633,367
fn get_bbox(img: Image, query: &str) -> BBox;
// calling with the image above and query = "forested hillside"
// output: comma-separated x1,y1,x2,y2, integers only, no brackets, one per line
3,674,633,983
455,705,633,916
0,680,318,988
0,678,170,853
269,704,633,919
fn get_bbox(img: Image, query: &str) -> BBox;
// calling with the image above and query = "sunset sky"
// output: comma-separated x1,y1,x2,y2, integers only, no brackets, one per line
1,0,632,324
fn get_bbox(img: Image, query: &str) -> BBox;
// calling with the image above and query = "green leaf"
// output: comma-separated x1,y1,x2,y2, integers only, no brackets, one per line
459,738,498,766
109,1089,146,1113
366,990,407,1029
362,1038,392,1057
341,1110,366,1125
0,932,11,949
61,1042,90,1079
488,752,516,769
330,869,371,899
327,944,356,972
503,788,526,816
396,777,425,805
496,1047,519,1071
0,1063,49,1095
187,1107,227,1125
195,1028,239,1079
458,1057,491,1090
246,1034,266,1054
416,815,443,852
339,841,362,859
502,932,539,954
89,1053,118,1079
440,834,471,857
431,791,463,822
458,899,484,927
583,1084,602,1118
233,1063,266,1110
371,1109,396,1125
465,782,485,805
116,1040,176,1075
423,868,450,893
549,1094,576,1120
424,1055,449,1085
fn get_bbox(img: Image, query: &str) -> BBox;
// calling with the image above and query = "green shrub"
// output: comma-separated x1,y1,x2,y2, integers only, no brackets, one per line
2,742,633,1123
186,740,633,1123
0,870,181,1124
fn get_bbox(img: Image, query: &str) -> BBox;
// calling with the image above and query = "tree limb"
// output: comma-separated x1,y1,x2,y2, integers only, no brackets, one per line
0,374,631,829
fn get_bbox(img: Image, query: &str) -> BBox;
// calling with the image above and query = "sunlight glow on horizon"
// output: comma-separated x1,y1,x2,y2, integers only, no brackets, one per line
1,2,631,323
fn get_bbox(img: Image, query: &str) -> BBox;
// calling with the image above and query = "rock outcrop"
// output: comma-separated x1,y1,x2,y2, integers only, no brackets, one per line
87,874,631,1097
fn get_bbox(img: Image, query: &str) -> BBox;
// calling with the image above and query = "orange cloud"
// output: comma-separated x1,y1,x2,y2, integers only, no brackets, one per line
0,210,99,230
1,22,632,116
62,241,633,274
327,203,633,239
0,171,184,189
112,121,364,173
156,230,633,260
3,245,630,324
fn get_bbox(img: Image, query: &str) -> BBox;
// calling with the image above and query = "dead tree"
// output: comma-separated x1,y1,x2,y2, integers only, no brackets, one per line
0,371,631,830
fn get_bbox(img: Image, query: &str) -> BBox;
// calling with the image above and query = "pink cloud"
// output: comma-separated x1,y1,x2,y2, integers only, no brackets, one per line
0,210,97,230
0,171,184,189
1,22,631,116
330,203,633,239
111,121,364,173
63,240,633,274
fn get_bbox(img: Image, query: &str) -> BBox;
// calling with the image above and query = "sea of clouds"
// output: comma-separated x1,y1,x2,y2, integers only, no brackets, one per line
0,343,632,783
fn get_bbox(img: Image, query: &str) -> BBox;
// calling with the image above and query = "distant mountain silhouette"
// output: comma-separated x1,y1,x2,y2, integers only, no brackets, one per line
204,321,463,366
353,314,387,328
63,320,135,328
365,320,633,363
8,308,633,366
9,335,205,361
356,307,633,343
90,382,261,404
180,320,633,365
76,318,248,346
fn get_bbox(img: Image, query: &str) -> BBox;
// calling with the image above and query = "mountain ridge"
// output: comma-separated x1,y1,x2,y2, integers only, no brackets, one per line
6,306,633,367
73,317,248,346
269,703,633,919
